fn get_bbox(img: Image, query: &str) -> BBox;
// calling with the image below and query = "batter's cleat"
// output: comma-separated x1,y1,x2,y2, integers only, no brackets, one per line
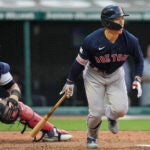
108,118,118,134
42,127,72,142
87,137,98,149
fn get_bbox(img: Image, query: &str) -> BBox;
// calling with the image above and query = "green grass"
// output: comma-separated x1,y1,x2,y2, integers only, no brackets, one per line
50,118,150,131
0,118,150,132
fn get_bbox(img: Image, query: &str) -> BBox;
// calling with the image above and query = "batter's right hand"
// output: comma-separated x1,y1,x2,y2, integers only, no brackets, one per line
132,80,142,98
60,81,74,98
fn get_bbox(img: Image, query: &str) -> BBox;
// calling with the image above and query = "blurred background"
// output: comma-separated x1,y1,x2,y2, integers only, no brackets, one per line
0,0,150,115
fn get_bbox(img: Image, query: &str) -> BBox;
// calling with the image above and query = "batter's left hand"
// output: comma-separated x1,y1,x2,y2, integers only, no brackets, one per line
132,80,142,98
60,81,74,98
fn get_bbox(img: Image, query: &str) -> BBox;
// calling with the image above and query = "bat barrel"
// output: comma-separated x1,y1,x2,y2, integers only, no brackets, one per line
30,93,67,138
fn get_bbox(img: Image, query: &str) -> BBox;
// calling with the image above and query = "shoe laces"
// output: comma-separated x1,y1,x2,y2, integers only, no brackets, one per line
87,137,96,144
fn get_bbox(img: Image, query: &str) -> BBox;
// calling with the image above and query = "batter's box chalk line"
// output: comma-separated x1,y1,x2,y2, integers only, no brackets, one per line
136,144,150,147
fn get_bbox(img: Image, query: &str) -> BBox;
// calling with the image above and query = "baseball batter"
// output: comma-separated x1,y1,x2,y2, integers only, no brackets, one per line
0,62,72,142
60,5,144,148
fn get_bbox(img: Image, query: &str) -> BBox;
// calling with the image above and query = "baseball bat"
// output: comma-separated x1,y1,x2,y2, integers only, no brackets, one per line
30,92,67,138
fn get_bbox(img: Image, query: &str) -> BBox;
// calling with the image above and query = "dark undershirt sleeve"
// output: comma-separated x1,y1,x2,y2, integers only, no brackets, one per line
2,80,15,90
67,60,85,82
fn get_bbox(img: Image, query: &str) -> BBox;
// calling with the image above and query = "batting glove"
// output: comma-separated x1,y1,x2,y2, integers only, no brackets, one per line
60,80,74,98
132,76,142,98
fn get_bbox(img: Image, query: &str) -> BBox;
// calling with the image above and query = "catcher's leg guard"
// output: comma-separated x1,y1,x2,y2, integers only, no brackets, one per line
18,102,72,142
18,102,54,131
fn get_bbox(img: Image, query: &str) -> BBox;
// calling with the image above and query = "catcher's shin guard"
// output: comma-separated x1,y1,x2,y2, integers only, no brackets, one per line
18,102,54,131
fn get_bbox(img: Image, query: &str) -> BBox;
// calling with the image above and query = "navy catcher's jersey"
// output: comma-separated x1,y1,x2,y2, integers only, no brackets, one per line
78,28,143,76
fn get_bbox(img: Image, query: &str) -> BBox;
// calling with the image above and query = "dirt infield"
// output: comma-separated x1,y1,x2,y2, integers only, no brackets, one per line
0,131,150,150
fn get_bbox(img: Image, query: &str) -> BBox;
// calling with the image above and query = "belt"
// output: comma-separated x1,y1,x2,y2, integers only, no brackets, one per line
89,63,110,75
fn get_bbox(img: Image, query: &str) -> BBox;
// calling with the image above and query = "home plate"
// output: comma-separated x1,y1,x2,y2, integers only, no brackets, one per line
136,144,150,147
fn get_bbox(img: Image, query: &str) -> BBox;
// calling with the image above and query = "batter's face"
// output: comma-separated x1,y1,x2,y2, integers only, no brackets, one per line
113,16,125,34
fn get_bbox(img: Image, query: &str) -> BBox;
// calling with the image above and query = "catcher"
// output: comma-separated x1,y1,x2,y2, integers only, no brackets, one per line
0,62,72,142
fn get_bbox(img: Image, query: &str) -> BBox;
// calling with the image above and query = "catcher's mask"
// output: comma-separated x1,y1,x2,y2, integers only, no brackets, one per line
101,5,129,30
0,99,20,124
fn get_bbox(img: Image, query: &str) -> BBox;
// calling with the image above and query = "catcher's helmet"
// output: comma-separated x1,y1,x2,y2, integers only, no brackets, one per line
101,5,129,30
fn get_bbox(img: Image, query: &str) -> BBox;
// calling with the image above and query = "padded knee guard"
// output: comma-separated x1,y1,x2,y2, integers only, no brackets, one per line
18,102,54,132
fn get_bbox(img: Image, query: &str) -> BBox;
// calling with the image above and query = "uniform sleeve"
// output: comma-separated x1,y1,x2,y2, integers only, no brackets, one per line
129,39,144,77
0,72,13,86
76,38,89,66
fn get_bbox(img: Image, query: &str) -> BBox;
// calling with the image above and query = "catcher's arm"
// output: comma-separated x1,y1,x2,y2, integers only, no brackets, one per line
8,83,21,102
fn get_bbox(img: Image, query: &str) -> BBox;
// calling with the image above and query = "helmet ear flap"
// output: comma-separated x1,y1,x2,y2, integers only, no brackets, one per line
101,19,110,28
101,18,122,30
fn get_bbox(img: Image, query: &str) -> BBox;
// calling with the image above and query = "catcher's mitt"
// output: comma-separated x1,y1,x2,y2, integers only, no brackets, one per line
0,98,20,124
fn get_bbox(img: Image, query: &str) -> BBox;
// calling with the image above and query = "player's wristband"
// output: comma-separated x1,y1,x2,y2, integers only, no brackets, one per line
11,89,21,99
66,79,74,84
134,76,142,82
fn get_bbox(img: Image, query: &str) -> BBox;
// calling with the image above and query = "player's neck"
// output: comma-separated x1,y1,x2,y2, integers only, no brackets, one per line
104,29,120,43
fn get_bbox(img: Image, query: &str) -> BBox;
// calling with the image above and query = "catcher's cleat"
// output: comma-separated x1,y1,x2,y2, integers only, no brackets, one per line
42,127,72,142
108,118,118,134
87,137,98,149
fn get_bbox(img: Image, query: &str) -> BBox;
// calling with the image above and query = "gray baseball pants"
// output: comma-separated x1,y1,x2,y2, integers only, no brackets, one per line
83,64,128,138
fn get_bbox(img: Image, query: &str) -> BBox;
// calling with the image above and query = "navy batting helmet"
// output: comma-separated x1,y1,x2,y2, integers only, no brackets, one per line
101,5,129,30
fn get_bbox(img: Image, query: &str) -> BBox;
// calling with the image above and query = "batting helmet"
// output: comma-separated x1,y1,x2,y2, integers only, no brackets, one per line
101,5,129,30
